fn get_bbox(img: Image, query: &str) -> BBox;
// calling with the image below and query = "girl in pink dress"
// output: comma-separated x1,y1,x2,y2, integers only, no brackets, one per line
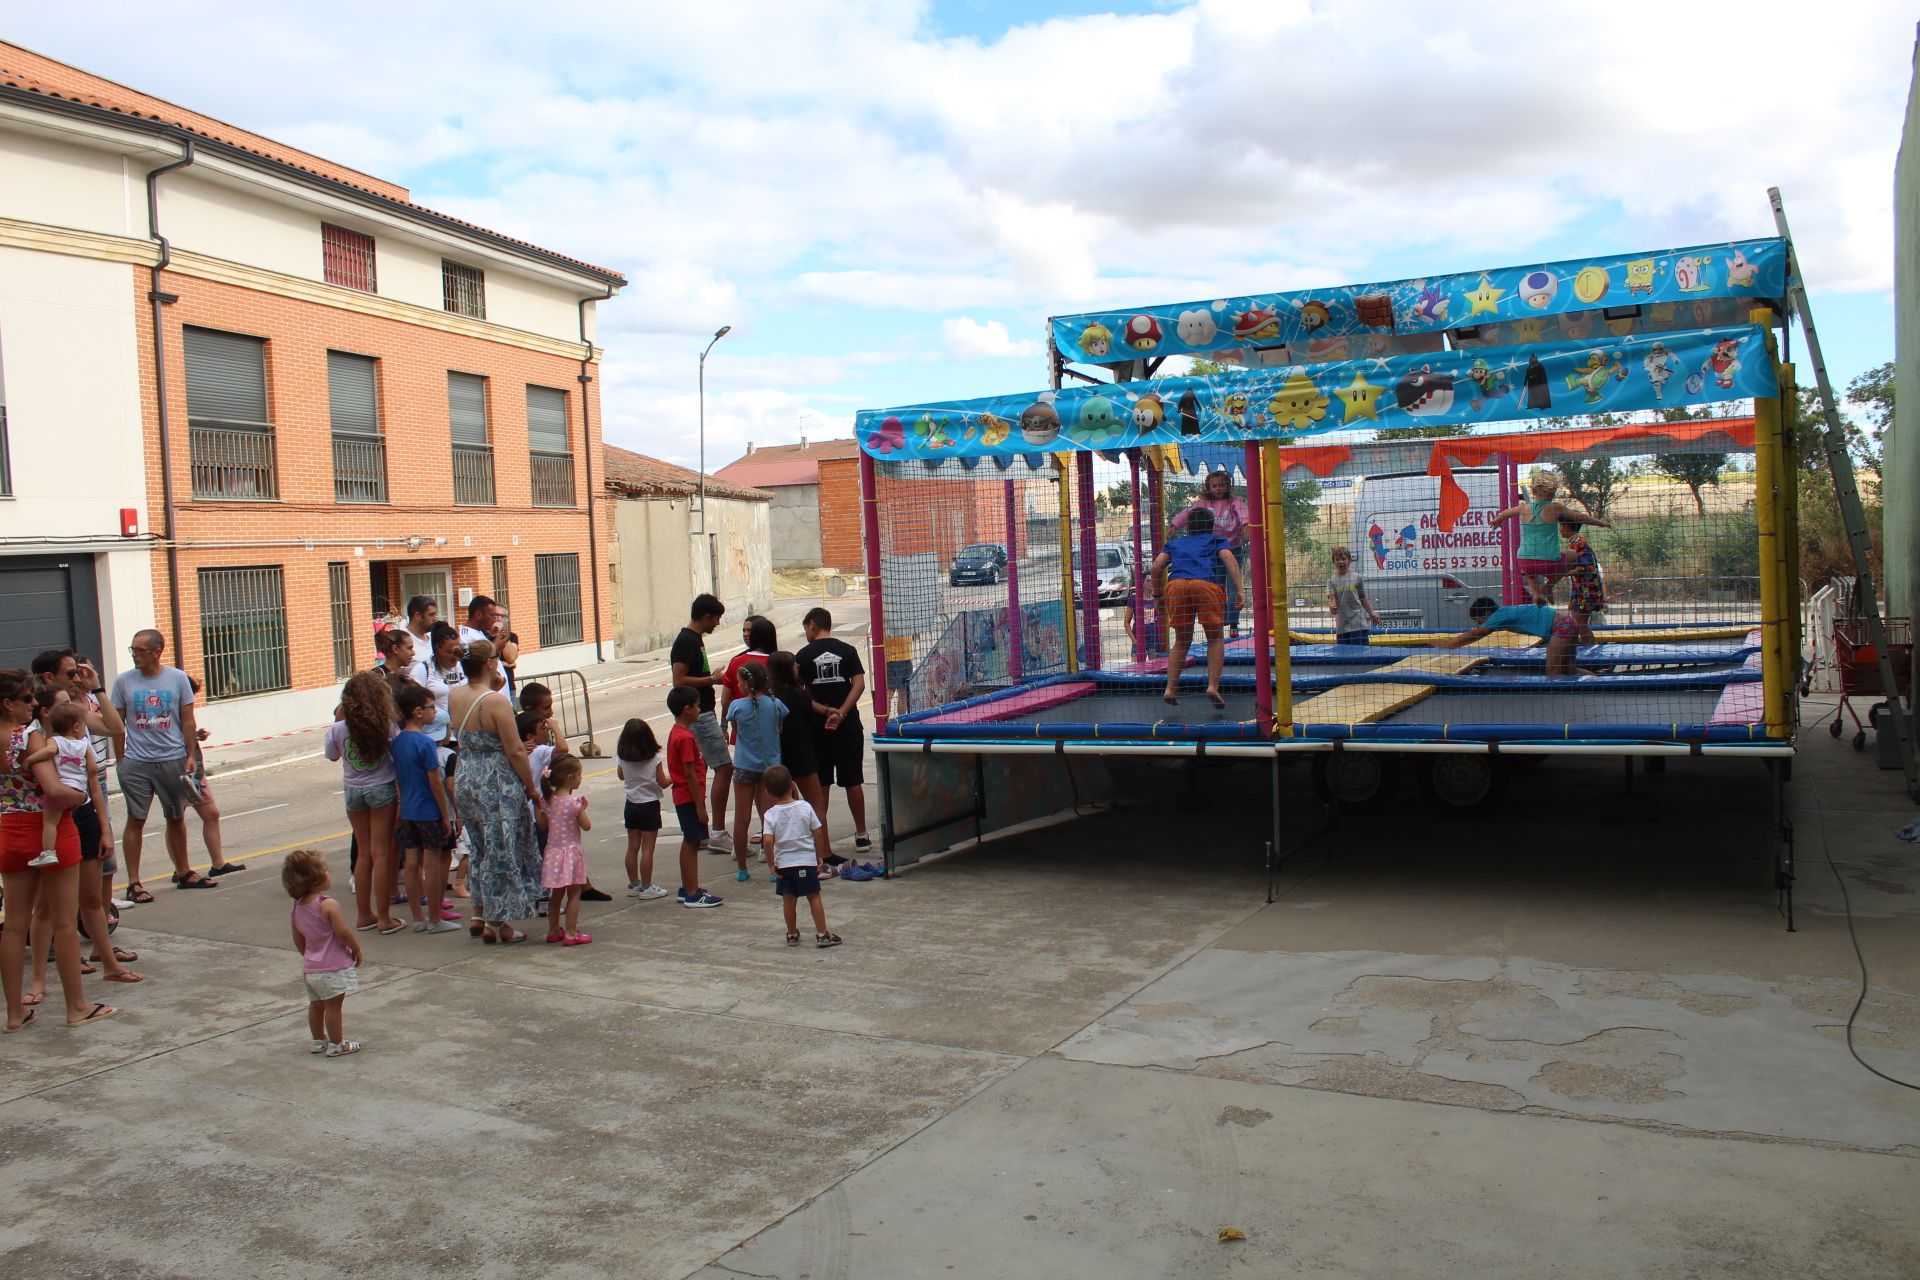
538,756,592,946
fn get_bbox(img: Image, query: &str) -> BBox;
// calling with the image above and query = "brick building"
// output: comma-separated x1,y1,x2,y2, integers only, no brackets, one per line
0,42,624,738
714,437,863,571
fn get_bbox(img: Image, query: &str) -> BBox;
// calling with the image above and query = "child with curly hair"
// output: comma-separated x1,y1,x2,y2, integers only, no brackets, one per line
325,671,403,934
283,847,363,1057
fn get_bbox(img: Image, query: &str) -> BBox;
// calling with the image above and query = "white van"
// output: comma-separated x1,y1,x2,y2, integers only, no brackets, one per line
1344,467,1506,632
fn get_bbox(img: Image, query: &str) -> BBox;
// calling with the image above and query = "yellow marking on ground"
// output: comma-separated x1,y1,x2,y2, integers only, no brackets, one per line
1291,635,1532,724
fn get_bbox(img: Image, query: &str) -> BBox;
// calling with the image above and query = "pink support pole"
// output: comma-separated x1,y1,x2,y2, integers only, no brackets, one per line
1003,476,1023,682
1075,451,1101,669
1243,443,1273,738
858,452,889,732
1146,461,1165,655
1497,452,1522,605
1128,452,1147,665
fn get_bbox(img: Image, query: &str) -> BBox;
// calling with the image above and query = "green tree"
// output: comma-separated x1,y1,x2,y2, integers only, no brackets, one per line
1845,360,1893,447
1560,456,1619,518
1651,453,1724,516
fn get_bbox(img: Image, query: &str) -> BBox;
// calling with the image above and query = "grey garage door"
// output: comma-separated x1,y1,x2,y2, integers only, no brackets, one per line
0,555,101,672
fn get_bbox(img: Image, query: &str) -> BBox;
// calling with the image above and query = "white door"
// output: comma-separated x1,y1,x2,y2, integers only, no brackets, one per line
399,566,454,618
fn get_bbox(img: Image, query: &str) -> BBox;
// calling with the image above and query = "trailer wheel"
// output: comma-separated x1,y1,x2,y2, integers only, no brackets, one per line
1420,755,1506,814
1312,752,1400,809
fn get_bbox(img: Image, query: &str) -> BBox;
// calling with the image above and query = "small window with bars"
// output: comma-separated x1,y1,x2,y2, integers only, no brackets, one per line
198,565,291,699
327,562,355,678
534,553,584,647
492,555,511,611
442,261,486,319
321,224,376,292
448,372,495,505
527,385,574,507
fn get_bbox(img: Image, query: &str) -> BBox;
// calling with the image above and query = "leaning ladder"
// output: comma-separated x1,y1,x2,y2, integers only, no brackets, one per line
1771,187,1919,801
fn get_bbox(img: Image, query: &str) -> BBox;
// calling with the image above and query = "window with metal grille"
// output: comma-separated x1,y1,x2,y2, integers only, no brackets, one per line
534,553,583,647
491,555,511,611
184,326,277,500
328,351,386,503
526,385,574,507
448,372,495,505
327,561,355,678
442,261,486,319
198,565,291,698
321,224,376,292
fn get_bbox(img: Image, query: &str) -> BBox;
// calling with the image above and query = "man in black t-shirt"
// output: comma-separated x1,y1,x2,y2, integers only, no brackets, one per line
795,607,871,853
670,594,735,855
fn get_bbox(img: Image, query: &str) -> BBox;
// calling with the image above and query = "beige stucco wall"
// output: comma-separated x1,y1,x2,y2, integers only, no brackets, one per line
0,244,156,649
768,483,822,568
610,494,773,655
1892,37,1920,618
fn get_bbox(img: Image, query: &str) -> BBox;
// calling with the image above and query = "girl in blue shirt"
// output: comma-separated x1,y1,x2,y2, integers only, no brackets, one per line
723,662,786,883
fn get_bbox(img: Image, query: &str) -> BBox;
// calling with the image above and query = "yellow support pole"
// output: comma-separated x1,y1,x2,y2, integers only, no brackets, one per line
1754,348,1790,740
1262,442,1293,737
1056,453,1078,674
1779,362,1802,687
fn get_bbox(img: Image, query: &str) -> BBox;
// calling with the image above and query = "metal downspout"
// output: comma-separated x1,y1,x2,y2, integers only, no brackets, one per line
578,286,614,663
146,139,196,664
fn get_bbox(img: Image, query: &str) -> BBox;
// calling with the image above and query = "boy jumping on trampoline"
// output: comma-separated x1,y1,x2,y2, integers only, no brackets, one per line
1151,507,1245,708
1490,471,1610,605
1436,601,1583,676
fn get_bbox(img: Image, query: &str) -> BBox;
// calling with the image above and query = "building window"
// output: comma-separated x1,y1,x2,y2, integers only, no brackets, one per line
321,224,377,292
534,553,583,647
448,372,495,505
442,261,485,319
491,555,511,612
184,327,278,501
198,565,291,698
328,351,386,504
526,385,575,507
327,561,355,679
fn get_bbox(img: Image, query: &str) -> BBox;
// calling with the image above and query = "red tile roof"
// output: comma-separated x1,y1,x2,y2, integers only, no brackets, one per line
0,42,625,285
603,445,768,502
714,437,861,487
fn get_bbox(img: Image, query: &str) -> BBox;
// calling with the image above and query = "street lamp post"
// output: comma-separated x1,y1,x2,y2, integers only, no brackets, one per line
697,324,731,590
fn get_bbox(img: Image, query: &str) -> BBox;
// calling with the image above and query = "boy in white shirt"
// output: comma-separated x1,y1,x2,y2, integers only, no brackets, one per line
758,765,842,949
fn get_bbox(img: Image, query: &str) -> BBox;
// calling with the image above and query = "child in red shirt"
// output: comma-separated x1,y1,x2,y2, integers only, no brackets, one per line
667,687,722,909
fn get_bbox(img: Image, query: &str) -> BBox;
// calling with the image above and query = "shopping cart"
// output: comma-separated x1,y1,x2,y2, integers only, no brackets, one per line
1822,616,1912,750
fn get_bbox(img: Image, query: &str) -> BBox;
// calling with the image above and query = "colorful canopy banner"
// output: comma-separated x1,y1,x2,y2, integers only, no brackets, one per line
856,326,1775,461
1047,238,1788,366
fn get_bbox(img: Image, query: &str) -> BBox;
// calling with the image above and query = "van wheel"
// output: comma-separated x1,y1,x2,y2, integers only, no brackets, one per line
1419,755,1506,814
1312,752,1401,808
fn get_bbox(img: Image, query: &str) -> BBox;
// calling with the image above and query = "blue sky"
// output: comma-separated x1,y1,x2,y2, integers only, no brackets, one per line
11,1,1909,466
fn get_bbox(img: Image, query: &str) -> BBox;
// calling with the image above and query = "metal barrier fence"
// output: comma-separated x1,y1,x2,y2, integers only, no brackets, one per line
517,668,603,757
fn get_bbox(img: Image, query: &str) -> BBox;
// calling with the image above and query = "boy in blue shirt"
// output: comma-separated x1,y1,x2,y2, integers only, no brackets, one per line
1149,507,1245,707
1436,600,1581,676
392,684,461,933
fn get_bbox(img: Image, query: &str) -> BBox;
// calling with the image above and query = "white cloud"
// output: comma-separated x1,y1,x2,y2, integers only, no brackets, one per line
940,316,1039,359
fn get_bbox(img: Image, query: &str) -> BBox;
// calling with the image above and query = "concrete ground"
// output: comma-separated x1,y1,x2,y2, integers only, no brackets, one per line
3,693,1918,1278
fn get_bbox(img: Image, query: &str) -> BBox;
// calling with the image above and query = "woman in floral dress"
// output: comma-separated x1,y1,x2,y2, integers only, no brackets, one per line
446,641,543,944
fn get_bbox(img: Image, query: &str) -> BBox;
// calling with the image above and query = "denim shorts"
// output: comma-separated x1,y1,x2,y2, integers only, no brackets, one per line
733,768,764,788
344,782,397,812
675,801,709,844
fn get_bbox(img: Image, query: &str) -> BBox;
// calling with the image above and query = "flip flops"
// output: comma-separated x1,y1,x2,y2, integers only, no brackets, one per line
68,1002,118,1027
171,872,218,889
103,972,144,984
3,1008,36,1033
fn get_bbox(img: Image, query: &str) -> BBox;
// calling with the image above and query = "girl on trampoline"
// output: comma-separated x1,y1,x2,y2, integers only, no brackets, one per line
1490,471,1610,604
1150,508,1245,708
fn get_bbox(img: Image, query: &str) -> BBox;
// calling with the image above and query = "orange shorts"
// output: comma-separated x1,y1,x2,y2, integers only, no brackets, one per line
1164,579,1226,635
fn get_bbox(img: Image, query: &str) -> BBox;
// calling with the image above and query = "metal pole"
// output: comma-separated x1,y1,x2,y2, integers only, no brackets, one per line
1244,442,1273,737
1056,456,1078,673
1146,458,1165,656
697,325,731,572
1262,443,1293,737
1497,452,1522,605
859,451,890,733
1128,451,1147,665
1004,476,1024,682
1769,189,1916,793
1076,451,1101,669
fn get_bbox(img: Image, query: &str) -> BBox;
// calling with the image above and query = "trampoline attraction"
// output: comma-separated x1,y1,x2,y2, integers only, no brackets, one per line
851,223,1842,920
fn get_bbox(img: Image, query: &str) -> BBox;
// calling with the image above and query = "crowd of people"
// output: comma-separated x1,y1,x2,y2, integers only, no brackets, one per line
2,594,875,1050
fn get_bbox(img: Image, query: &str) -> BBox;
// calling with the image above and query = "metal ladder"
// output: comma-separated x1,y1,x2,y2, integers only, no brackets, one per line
1771,187,1919,801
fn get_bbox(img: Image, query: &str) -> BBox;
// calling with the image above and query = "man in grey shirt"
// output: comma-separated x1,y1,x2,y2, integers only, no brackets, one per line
111,629,215,899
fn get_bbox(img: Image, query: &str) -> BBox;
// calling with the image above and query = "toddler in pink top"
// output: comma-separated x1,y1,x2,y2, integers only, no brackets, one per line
538,755,593,946
283,848,363,1057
